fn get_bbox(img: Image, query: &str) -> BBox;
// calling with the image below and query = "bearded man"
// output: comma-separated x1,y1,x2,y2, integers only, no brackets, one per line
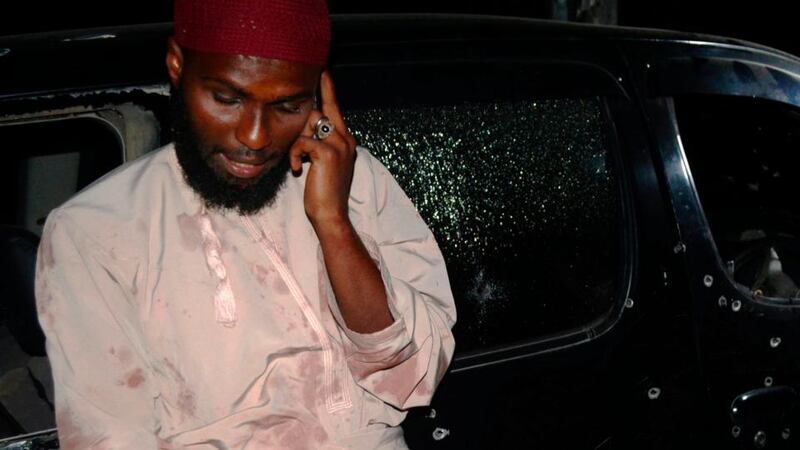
35,1,456,448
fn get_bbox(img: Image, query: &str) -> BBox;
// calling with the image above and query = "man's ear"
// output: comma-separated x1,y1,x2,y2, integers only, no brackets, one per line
166,37,184,88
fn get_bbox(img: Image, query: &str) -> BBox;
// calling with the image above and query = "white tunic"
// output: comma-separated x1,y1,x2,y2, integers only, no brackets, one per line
35,144,456,449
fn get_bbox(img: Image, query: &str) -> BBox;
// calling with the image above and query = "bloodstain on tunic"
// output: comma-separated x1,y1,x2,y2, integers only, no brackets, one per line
125,368,146,389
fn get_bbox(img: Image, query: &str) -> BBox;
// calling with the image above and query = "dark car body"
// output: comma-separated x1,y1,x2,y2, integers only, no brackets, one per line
2,14,800,449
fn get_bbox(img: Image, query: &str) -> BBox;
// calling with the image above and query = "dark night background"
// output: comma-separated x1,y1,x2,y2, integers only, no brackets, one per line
1,0,799,56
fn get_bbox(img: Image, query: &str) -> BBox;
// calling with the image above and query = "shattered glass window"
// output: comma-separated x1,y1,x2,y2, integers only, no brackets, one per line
346,98,622,352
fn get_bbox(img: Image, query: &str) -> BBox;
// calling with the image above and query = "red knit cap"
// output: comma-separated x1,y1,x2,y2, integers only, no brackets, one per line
173,0,330,66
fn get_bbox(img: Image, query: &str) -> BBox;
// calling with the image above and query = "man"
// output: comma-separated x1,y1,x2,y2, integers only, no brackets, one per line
34,0,456,448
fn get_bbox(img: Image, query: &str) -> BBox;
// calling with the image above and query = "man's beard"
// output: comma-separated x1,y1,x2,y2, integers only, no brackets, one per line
171,87,290,216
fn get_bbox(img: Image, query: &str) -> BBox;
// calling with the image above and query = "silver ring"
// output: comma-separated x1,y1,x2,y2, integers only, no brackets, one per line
314,116,334,140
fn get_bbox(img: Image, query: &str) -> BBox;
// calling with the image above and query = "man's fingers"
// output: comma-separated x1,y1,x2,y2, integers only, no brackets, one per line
319,71,351,141
303,110,324,138
289,142,307,172
305,108,347,144
305,106,353,152
290,131,350,173
319,71,340,118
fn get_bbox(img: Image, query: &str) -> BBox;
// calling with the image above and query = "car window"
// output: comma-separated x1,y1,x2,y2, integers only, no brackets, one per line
346,94,624,353
0,117,123,236
675,94,800,302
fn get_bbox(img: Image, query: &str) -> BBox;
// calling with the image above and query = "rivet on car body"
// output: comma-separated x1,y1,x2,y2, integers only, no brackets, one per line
754,430,767,448
625,298,634,309
770,337,782,348
718,296,728,307
732,300,742,312
782,428,791,440
703,275,713,287
764,376,773,387
732,426,741,438
432,428,450,441
647,387,661,400
673,242,686,254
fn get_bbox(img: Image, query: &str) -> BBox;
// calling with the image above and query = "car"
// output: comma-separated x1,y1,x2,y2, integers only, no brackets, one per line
2,13,800,449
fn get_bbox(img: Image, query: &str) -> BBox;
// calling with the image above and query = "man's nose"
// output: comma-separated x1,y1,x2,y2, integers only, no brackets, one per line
235,106,270,151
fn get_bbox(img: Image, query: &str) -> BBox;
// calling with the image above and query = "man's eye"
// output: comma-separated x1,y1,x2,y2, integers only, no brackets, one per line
213,93,240,105
277,102,303,114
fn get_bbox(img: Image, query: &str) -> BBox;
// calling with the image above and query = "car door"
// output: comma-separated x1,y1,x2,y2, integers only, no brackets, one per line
630,40,800,449
329,21,687,448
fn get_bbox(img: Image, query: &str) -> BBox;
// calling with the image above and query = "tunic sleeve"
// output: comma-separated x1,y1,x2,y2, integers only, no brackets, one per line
35,210,158,449
324,153,457,410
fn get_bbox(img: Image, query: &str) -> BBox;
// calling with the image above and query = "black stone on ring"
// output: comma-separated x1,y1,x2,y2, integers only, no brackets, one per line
314,116,334,140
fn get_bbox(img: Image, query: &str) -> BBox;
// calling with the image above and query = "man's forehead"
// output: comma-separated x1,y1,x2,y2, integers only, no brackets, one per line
182,48,321,99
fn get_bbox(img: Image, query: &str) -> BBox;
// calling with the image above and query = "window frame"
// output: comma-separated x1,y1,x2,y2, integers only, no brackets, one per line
643,47,800,313
331,58,638,370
